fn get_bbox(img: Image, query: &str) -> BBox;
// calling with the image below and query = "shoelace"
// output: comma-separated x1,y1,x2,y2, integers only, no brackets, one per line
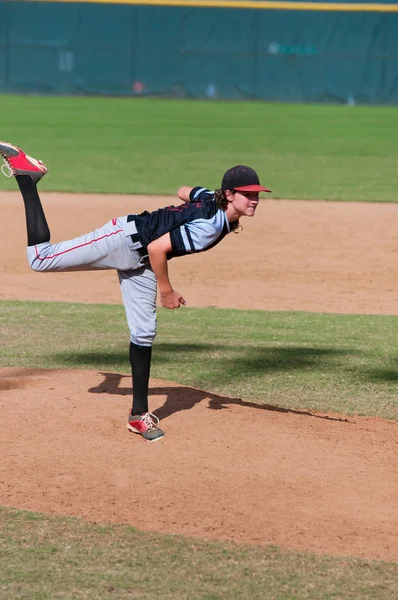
1,160,13,178
143,412,160,430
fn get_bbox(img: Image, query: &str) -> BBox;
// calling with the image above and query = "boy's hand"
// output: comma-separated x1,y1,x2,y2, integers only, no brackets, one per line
160,289,186,309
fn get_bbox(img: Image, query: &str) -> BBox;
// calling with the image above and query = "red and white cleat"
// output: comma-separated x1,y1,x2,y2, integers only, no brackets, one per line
127,412,164,442
0,141,48,183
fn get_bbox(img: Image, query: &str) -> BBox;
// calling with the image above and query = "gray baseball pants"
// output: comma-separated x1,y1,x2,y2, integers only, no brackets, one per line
26,216,157,346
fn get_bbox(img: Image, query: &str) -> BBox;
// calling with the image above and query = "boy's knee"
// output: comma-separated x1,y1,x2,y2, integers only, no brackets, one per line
131,328,157,347
28,259,41,272
27,253,45,272
26,244,51,272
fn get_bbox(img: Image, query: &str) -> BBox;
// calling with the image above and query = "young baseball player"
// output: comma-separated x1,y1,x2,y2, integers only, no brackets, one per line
0,141,271,442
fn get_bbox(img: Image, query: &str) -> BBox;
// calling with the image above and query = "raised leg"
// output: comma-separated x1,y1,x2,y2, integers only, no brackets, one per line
27,218,140,272
17,175,51,246
0,141,50,245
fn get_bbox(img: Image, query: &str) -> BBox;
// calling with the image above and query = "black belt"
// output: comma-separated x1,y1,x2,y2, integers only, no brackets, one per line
136,245,148,258
126,215,148,258
131,237,148,258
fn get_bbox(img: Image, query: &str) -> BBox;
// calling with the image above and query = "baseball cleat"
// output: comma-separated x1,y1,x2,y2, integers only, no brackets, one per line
127,412,164,442
0,141,48,183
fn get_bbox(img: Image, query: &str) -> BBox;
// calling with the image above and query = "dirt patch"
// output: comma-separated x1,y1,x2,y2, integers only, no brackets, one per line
0,192,397,561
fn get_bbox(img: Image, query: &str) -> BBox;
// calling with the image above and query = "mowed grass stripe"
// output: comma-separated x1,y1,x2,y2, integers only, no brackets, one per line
0,95,398,201
1,300,397,420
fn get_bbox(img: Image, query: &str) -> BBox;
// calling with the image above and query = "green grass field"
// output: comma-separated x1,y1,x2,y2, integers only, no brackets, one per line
0,94,398,201
1,94,397,598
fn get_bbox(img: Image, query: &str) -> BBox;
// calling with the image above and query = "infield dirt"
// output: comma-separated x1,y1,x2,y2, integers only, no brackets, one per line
0,192,397,562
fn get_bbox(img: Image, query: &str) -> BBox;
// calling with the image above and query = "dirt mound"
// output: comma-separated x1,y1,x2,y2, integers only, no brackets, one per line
1,367,397,561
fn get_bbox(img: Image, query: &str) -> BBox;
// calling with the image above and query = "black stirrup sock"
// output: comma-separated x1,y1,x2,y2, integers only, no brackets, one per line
129,342,152,416
16,175,50,246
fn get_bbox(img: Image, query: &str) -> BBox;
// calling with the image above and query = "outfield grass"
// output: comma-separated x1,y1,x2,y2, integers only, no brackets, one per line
1,300,397,420
0,94,397,201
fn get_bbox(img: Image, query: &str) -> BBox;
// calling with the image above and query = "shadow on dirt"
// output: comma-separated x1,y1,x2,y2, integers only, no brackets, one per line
87,371,349,423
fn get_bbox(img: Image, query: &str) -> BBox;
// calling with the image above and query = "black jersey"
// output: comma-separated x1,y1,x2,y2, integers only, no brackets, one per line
124,187,237,259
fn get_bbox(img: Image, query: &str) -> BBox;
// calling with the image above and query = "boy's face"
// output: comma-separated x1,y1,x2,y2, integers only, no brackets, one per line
227,190,260,217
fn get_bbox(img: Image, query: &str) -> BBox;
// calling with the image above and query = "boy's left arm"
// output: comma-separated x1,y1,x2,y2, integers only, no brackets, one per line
177,186,193,202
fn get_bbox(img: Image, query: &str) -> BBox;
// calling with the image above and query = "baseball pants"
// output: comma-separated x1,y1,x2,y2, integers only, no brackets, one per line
26,216,158,346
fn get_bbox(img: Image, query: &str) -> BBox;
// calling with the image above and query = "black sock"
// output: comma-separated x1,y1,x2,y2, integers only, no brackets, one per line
16,175,50,246
129,342,152,415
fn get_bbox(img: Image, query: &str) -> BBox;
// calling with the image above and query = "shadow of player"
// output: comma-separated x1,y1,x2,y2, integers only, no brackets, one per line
88,371,350,423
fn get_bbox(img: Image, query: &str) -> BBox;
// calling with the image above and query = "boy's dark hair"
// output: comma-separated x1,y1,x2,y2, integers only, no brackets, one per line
214,188,241,233
214,188,228,210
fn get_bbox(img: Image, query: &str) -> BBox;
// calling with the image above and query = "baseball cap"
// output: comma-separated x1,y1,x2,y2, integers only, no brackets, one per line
221,165,271,193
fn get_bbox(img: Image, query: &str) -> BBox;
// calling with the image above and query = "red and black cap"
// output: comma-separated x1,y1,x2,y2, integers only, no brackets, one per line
221,165,271,193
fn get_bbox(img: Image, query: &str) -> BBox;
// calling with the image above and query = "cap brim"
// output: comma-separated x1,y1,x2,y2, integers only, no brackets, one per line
234,184,272,193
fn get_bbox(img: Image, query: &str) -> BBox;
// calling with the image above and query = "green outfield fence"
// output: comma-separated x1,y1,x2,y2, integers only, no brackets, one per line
1,0,398,104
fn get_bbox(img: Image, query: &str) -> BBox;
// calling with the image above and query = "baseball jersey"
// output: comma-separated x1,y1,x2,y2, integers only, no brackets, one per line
125,187,239,259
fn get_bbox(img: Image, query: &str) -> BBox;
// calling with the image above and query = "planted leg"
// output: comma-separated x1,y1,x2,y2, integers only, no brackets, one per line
118,266,164,441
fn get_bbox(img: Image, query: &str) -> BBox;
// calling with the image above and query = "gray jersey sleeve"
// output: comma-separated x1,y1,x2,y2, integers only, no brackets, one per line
181,211,229,253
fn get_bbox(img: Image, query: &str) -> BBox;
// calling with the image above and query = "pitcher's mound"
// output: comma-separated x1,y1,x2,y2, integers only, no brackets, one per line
1,367,397,562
